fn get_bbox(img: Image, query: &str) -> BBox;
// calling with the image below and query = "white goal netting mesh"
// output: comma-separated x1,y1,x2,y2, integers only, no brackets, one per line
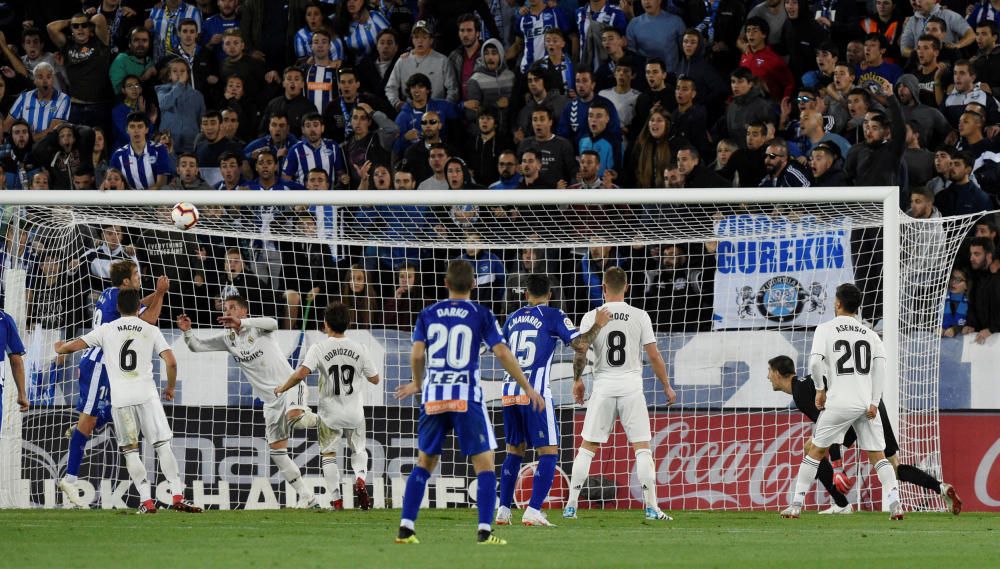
0,197,984,512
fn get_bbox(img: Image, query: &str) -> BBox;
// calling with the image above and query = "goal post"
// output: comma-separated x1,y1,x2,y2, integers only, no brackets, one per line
0,187,977,512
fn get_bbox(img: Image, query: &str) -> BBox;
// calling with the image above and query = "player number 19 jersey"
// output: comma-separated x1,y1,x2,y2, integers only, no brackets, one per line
582,301,656,397
301,336,377,429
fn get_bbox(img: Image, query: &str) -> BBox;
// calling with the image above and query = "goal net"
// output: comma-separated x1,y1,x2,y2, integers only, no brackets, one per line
0,189,982,512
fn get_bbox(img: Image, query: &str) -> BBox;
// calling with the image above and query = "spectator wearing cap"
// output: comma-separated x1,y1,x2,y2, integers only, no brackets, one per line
809,143,849,185
626,0,684,72
48,12,114,130
464,38,515,138
936,151,993,215
385,20,458,111
392,73,460,158
740,17,795,102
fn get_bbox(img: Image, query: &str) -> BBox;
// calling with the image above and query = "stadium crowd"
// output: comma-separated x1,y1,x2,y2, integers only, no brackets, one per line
0,0,998,340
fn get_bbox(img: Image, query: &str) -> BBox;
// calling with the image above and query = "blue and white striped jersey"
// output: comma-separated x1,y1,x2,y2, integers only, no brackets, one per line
283,138,347,185
294,27,347,61
9,89,71,134
413,299,505,406
501,304,578,400
149,1,203,60
345,10,390,61
575,3,627,71
109,142,173,189
305,64,339,114
515,7,569,74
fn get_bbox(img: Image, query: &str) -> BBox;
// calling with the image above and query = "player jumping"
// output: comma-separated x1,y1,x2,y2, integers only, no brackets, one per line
563,267,677,522
177,296,323,509
56,288,201,514
394,260,544,545
59,260,168,508
769,354,961,515
275,302,380,510
782,283,903,520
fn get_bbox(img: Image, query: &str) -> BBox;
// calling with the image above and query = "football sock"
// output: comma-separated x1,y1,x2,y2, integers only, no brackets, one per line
816,458,850,507
401,466,430,528
635,449,658,509
271,449,311,499
350,443,369,482
875,459,900,505
321,456,341,500
153,441,183,498
792,456,821,505
498,453,523,509
123,448,151,502
567,447,595,508
289,410,319,430
529,454,558,511
897,464,941,494
66,428,90,482
477,471,497,532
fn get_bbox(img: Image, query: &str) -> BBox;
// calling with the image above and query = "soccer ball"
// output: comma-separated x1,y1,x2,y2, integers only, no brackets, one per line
171,202,200,230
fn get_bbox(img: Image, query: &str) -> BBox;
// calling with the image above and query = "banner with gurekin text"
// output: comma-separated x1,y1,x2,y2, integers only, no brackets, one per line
712,214,854,329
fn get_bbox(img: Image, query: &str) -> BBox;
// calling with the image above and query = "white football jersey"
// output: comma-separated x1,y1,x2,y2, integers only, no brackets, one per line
809,315,887,410
183,318,293,404
81,316,170,406
581,301,656,396
301,336,377,429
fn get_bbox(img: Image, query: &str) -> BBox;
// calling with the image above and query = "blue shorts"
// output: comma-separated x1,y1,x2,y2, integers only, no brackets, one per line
418,401,497,457
503,398,559,449
76,358,112,426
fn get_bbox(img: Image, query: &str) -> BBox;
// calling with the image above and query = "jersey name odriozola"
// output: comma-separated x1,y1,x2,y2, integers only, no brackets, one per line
581,301,656,397
302,336,377,429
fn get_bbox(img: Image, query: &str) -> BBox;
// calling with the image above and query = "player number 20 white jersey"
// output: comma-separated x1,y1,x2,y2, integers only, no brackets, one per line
301,336,378,429
81,316,171,406
581,301,656,397
809,315,887,410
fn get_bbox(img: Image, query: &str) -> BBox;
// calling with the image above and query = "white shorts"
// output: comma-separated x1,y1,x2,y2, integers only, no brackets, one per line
318,421,367,456
812,405,886,451
580,390,651,444
263,383,306,444
112,398,173,447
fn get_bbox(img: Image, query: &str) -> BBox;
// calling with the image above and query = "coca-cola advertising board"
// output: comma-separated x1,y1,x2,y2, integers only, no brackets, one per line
939,413,1000,512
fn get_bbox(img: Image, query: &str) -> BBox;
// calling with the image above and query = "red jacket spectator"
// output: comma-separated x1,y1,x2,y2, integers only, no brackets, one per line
740,45,795,102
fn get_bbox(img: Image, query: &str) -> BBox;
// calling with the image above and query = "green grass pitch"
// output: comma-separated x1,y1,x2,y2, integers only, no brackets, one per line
1,509,996,569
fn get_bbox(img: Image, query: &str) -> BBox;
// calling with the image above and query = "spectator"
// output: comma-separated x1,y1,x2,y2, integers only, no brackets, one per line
4,63,71,143
517,149,545,190
165,152,213,190
759,138,811,186
907,185,942,219
111,74,156,150
322,67,389,144
844,80,906,192
383,262,426,330
824,63,856,134
280,112,348,187
456,230,505,314
942,266,970,337
556,69,621,144
244,112,298,174
201,0,241,62
778,0,829,81
936,151,992,215
573,245,620,318
859,32,903,86
399,110,457,183
515,66,569,143
147,0,203,62
809,142,849,185
417,143,450,190
719,120,770,186
633,59,676,138
594,27,645,91
624,107,672,188
81,224,138,291
712,138,739,176
164,18,219,98
900,0,974,59
975,218,1000,251
260,66,317,138
356,29,400,106
385,20,458,110
464,38,515,137
357,168,430,271
294,3,344,61
895,73,953,150
928,144,956,194
740,17,795,102
719,67,773,147
510,0,570,75
578,100,621,177
339,263,378,327
859,0,904,63
48,124,83,190
504,246,561,315
574,0,629,74
214,151,248,190
956,110,994,160
972,22,1000,96
109,112,173,189
302,31,342,119
195,110,244,182
843,87,873,144
341,103,397,188
488,150,522,190
639,243,711,332
627,0,684,72
449,14,484,100
392,73,459,157
20,27,68,92
30,169,51,190
675,31,726,113
214,246,274,316
538,28,575,96
48,13,114,129
797,108,852,159
91,126,110,185
468,107,513,187
280,211,340,330
334,0,391,64
569,149,617,190
220,75,259,143
675,145,729,188
516,107,576,188
219,29,269,109
964,237,1000,343
905,34,949,107
99,167,129,190
670,76,711,160
598,63,641,135
742,0,787,46
156,59,207,153
903,121,937,187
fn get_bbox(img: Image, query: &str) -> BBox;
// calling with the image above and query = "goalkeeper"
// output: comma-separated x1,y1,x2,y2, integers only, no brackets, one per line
768,355,961,515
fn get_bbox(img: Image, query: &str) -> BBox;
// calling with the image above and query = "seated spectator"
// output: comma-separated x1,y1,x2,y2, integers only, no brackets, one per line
109,112,173,190
340,263,378,327
942,267,971,337
165,152,213,190
155,59,206,153
964,237,1000,343
936,151,993,215
809,143,848,186
383,262,426,330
